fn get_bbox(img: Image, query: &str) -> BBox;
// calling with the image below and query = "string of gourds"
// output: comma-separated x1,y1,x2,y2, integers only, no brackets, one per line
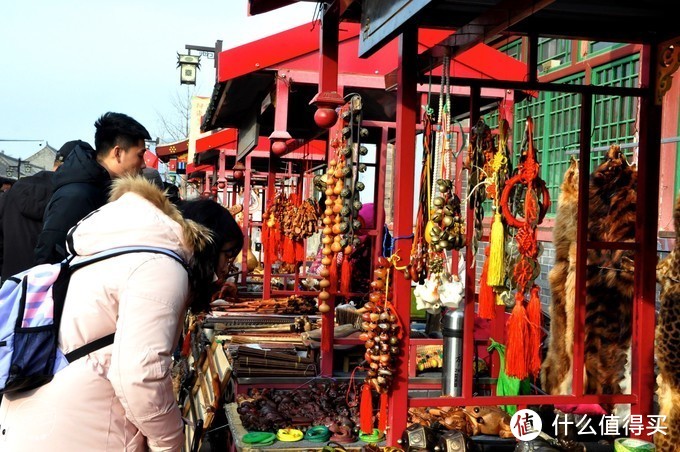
317,95,368,312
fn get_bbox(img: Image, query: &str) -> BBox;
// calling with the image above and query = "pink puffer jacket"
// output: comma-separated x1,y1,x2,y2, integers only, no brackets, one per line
0,177,210,451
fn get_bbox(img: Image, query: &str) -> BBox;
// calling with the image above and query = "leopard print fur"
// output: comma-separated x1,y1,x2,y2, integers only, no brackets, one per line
584,146,636,411
655,195,680,451
542,156,579,395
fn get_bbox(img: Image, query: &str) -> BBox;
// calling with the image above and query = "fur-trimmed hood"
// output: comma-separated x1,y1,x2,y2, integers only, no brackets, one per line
68,175,211,262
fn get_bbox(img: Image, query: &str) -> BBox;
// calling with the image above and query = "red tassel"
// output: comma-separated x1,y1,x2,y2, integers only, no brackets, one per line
282,236,295,264
261,223,271,261
270,228,282,263
340,255,352,294
527,285,543,378
505,292,529,379
478,248,495,319
329,255,339,292
295,240,305,262
378,392,388,435
360,383,374,434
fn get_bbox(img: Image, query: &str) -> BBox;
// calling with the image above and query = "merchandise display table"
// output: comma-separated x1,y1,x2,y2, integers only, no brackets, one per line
225,403,381,452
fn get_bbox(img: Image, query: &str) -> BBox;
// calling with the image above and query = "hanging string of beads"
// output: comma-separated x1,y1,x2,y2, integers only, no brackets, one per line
358,254,405,437
317,95,367,311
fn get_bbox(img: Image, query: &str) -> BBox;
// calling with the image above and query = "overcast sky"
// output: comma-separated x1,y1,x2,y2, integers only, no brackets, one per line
0,0,318,159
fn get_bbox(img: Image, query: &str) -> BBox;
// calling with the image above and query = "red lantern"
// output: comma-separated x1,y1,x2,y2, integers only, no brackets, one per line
271,140,288,156
233,161,246,180
314,107,338,129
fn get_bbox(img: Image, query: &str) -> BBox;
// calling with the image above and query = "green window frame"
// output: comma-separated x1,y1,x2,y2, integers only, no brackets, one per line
499,39,523,61
590,54,640,168
538,38,571,74
583,41,625,60
512,74,584,216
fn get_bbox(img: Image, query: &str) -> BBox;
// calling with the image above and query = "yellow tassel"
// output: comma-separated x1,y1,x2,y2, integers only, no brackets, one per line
487,213,505,286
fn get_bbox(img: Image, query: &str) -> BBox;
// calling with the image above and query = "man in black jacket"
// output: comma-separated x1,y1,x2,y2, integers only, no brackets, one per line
34,112,150,264
0,141,82,281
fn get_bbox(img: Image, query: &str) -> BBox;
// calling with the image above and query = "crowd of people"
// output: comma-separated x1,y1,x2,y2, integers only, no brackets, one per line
0,112,243,450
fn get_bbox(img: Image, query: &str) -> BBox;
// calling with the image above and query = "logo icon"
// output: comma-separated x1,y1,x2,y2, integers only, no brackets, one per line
510,409,542,441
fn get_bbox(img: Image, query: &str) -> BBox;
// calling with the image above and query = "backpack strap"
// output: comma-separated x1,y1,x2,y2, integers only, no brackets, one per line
65,333,115,363
70,246,189,274
59,246,190,363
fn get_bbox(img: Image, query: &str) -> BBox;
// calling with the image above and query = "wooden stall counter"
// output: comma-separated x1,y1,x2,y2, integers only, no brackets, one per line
225,403,380,452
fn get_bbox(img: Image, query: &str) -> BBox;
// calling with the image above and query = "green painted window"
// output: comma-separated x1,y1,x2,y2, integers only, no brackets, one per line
499,39,523,61
538,38,571,74
512,75,583,216
591,55,640,167
586,41,625,59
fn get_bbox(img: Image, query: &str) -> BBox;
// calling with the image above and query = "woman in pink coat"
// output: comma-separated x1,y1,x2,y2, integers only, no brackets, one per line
0,176,242,451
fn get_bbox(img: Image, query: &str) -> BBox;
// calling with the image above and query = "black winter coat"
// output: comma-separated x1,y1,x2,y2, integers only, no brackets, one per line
0,171,54,281
34,144,111,264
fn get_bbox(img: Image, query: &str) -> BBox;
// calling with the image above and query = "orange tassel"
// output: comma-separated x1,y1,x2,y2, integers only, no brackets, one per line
295,240,305,262
340,255,352,294
329,256,339,292
478,248,495,319
282,236,295,264
527,285,543,378
505,292,529,379
270,228,282,263
360,383,374,434
378,392,388,435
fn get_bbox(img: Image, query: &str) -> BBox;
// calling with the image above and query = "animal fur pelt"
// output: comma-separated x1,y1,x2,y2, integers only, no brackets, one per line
584,145,636,410
655,195,680,451
542,156,579,395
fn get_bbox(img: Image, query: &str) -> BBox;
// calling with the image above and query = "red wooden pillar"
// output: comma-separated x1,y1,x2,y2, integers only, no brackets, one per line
572,91,593,401
372,127,389,268
388,28,418,446
463,87,481,400
262,159,276,300
270,73,292,149
310,3,344,129
630,42,662,432
240,154,253,284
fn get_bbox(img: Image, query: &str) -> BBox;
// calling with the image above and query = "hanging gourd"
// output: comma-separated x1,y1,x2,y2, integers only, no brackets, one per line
358,255,404,438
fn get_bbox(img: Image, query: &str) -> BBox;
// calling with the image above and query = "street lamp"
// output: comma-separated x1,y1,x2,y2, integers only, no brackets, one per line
176,41,222,86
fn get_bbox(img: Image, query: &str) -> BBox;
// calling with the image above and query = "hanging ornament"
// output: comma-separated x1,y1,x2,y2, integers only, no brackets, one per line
500,116,551,379
358,255,405,437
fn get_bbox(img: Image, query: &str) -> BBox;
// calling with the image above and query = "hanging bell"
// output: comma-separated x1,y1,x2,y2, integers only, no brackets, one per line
353,200,363,211
359,145,369,156
355,181,365,191
352,219,362,230
358,163,367,173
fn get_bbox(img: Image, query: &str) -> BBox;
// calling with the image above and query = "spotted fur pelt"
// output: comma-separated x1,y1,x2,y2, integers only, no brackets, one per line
542,156,579,395
655,195,680,451
584,145,636,410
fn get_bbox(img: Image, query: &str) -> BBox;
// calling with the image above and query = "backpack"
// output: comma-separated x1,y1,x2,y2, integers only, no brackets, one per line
0,245,188,395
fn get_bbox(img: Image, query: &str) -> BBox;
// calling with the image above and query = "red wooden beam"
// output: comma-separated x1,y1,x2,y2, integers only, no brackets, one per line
387,27,418,446
630,42,662,437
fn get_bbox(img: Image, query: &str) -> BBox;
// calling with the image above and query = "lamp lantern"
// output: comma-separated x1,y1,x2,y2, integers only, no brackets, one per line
177,53,201,85
232,161,246,181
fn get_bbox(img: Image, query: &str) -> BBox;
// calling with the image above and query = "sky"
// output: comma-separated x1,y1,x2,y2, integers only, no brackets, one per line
0,0,319,159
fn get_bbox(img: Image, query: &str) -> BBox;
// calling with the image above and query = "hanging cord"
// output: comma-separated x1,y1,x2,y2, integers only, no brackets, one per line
386,233,415,258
